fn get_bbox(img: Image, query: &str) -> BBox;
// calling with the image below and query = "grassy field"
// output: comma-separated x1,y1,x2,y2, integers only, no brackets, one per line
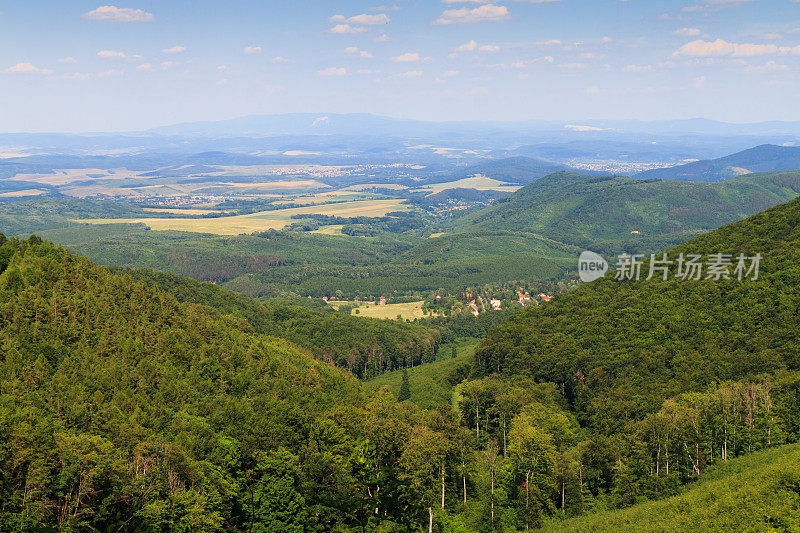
72,198,409,235
366,340,476,409
543,443,800,532
351,301,433,320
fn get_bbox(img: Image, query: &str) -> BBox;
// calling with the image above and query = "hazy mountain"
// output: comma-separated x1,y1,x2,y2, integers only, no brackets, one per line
637,144,800,182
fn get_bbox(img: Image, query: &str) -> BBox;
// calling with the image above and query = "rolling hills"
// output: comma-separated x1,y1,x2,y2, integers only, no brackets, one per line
454,169,800,253
637,144,800,182
475,191,800,427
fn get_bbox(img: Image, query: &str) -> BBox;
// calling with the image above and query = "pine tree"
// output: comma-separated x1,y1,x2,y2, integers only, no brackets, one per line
398,368,411,401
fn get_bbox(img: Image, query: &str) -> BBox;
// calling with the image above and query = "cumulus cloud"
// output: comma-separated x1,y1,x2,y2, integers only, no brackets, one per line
82,5,154,22
346,46,373,58
673,38,800,57
318,67,347,76
163,45,186,54
623,64,654,72
453,40,500,53
59,57,78,64
269,56,290,63
4,62,53,74
673,27,701,36
329,13,389,34
393,52,421,62
330,24,367,34
435,4,510,25
97,50,127,59
243,46,262,54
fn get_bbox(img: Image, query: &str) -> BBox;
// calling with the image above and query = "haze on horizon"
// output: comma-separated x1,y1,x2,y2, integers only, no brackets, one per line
2,0,800,133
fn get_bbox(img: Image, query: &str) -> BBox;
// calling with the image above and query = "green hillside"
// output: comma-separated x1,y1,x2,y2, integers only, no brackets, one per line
367,340,476,409
0,235,481,532
545,443,800,532
476,193,800,426
117,267,444,379
456,170,800,253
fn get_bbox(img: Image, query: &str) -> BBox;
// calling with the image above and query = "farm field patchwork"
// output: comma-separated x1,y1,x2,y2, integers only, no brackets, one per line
72,198,410,235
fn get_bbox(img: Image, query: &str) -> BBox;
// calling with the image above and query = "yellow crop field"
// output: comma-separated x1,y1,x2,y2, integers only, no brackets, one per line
346,301,437,321
73,199,409,235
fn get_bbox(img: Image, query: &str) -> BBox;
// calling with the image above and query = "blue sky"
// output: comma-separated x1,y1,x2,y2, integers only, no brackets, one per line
2,0,800,132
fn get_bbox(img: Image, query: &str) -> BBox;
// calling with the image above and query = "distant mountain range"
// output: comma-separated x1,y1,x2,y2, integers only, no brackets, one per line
637,144,800,182
147,113,800,139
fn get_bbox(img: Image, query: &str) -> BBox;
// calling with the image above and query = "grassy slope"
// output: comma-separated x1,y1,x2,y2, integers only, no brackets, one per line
544,443,800,532
367,340,476,409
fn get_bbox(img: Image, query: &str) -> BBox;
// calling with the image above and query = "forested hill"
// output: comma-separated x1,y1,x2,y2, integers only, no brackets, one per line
114,267,443,379
456,169,800,254
475,194,800,431
0,235,466,531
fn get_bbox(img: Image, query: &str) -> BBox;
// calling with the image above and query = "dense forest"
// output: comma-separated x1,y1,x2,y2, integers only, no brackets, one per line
4,194,800,531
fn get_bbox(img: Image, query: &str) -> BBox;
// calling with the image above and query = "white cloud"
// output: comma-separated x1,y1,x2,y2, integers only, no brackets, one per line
673,27,701,36
623,64,654,72
243,46,262,54
673,38,800,57
744,60,790,72
453,40,501,53
375,34,390,42
398,70,423,78
393,52,421,62
455,40,478,52
217,65,227,71
59,57,77,64
136,63,152,70
160,61,177,69
346,46,373,58
97,50,127,59
442,70,460,77
82,5,154,22
318,67,347,76
330,24,367,34
329,13,389,34
163,45,186,54
4,62,53,74
435,4,510,25
347,13,390,25
470,87,489,96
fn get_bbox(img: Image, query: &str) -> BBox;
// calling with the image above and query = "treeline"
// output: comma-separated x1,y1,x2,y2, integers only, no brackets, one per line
452,372,800,528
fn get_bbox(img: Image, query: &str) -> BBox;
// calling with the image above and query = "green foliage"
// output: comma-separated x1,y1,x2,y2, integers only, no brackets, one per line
545,443,800,532
398,369,412,401
367,341,477,409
